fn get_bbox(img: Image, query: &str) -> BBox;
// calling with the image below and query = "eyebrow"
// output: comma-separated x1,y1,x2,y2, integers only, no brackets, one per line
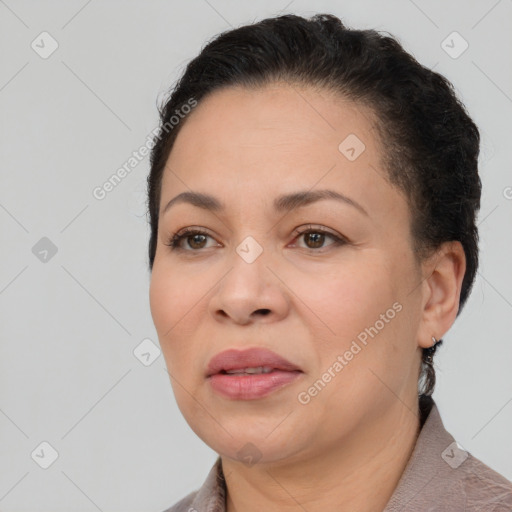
161,189,368,217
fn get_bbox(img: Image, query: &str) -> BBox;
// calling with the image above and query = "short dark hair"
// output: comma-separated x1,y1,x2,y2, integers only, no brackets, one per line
146,13,481,398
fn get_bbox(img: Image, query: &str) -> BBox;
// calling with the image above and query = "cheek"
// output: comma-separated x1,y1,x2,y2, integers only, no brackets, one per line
294,260,410,396
150,261,196,333
149,263,200,373
293,259,394,342
149,269,175,336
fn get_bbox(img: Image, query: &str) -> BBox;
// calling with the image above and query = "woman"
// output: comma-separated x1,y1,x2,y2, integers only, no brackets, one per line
147,13,512,511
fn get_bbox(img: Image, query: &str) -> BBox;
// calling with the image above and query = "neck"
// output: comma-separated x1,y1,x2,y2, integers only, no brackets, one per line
223,398,421,512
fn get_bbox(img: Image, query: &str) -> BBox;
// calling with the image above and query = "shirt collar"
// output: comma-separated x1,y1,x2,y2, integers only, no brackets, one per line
189,397,459,512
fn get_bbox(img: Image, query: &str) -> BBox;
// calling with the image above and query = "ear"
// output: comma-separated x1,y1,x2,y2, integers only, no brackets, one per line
417,241,466,349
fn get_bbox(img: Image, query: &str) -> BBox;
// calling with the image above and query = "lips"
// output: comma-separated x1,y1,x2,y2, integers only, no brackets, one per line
206,347,302,377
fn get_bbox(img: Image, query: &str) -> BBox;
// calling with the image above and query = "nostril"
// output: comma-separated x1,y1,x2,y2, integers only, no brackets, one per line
256,309,271,316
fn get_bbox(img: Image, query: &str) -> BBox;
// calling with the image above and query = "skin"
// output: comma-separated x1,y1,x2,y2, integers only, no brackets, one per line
149,82,466,512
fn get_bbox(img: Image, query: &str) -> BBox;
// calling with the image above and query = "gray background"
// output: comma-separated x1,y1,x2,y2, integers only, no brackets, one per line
1,0,511,510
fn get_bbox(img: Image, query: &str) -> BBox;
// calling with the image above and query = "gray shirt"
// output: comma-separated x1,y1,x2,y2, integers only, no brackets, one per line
163,398,512,511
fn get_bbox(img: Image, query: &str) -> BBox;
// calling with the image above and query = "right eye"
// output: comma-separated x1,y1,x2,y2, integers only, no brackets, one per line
164,228,220,252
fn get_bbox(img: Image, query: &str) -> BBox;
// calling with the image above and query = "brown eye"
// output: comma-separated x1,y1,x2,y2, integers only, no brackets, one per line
165,229,217,251
186,233,208,249
303,232,326,249
165,226,347,253
292,226,347,251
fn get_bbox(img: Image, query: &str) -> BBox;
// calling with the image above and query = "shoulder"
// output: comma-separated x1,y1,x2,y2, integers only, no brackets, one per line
447,453,512,511
160,490,198,512
159,456,225,512
384,398,512,511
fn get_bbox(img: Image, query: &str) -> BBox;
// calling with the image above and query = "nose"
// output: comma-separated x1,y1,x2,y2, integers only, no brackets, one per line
208,247,290,326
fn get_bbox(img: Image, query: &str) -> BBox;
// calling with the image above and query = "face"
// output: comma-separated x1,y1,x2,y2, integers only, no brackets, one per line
149,83,426,464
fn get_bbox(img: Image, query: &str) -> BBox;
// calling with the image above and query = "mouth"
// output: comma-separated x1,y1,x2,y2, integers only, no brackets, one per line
206,347,302,377
206,348,303,400
219,366,279,375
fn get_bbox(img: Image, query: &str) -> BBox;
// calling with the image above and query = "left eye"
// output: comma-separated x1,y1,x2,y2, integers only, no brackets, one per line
291,227,346,250
165,226,346,252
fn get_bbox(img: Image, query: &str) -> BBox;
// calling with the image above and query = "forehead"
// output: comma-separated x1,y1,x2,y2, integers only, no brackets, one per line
171,83,380,158
160,83,405,225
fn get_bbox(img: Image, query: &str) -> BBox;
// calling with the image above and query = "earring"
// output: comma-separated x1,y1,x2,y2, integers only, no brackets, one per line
424,336,438,364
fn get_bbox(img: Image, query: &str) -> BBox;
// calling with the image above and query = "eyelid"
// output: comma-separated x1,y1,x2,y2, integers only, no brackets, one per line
291,224,346,240
174,225,215,238
168,224,344,242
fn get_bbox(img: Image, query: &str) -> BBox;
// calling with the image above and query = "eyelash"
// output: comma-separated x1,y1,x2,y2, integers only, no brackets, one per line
164,225,348,253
